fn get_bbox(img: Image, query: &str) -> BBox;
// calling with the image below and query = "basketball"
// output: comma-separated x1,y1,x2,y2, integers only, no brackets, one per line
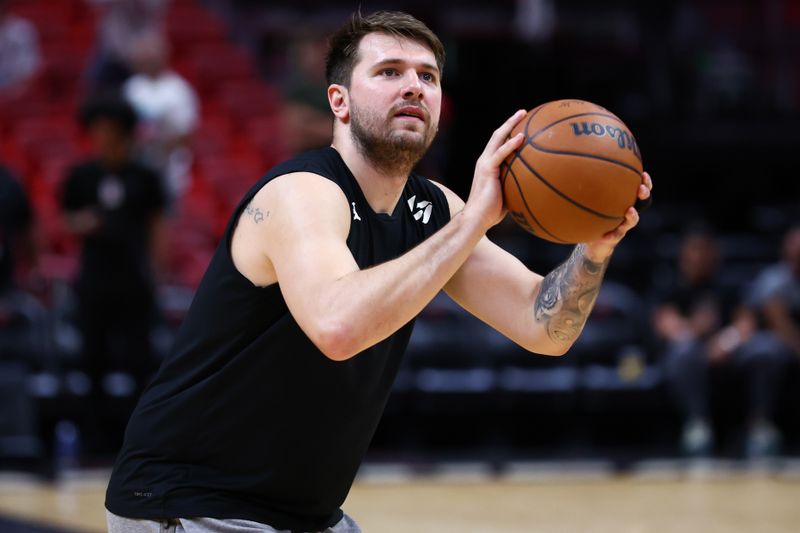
501,99,643,244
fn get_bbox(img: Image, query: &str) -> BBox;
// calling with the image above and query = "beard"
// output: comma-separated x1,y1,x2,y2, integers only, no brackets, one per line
349,99,436,176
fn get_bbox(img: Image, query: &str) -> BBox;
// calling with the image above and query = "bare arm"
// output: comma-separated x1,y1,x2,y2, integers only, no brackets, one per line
63,209,103,236
762,297,800,355
439,171,652,356
532,243,608,348
653,305,691,341
231,111,529,361
148,211,169,277
233,173,486,361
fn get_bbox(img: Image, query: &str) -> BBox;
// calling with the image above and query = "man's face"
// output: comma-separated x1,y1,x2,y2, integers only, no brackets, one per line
679,235,719,283
88,119,130,161
345,32,442,171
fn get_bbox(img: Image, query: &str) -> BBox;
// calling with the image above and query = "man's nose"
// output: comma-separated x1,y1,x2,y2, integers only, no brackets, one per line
402,71,423,100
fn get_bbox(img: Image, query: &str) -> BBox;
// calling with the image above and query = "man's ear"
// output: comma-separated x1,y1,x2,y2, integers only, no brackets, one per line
328,84,349,123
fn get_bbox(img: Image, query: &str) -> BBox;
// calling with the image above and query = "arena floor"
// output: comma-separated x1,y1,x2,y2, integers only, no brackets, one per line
0,461,799,533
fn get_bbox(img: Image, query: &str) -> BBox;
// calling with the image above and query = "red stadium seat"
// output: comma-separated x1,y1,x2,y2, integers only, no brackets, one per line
244,116,290,165
13,117,80,161
217,80,282,119
184,44,257,93
193,113,235,157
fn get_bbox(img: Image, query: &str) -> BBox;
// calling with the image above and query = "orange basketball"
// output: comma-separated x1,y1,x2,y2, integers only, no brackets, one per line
501,99,643,244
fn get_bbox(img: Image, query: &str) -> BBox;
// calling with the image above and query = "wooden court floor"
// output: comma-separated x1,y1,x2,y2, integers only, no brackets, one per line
0,467,799,533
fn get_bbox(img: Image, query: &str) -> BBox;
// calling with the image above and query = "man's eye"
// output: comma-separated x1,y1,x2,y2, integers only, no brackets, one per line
421,72,435,82
382,68,397,76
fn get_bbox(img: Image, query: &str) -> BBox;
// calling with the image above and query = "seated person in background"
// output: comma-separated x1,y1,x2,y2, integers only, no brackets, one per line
738,224,800,453
61,95,167,451
652,225,788,458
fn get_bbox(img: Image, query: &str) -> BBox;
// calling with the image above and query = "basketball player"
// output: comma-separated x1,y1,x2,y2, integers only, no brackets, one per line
106,11,653,533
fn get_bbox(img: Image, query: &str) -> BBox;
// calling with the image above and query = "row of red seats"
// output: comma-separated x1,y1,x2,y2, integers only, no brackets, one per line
2,0,290,288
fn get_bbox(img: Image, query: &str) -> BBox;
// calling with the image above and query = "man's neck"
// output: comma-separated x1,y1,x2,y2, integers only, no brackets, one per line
332,135,410,215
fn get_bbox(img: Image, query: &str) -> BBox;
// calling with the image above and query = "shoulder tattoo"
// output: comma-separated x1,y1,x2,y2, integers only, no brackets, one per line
244,203,268,224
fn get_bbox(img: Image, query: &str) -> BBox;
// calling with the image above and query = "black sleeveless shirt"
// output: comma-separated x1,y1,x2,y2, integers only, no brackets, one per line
105,147,450,531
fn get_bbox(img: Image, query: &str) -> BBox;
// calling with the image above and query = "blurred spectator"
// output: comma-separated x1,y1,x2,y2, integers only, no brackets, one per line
87,0,168,90
280,31,332,155
123,32,199,203
741,224,800,453
0,165,34,294
0,0,41,100
60,94,167,431
749,224,800,357
652,225,788,458
514,0,556,43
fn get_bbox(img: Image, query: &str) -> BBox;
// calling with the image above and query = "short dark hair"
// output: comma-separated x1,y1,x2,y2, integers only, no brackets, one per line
78,93,138,136
325,11,445,87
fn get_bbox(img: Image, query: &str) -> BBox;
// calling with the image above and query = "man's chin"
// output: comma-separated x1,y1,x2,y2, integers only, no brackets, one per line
390,129,429,148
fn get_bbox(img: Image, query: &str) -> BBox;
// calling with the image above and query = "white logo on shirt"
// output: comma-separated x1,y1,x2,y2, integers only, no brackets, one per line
351,202,361,221
407,195,433,224
98,175,125,209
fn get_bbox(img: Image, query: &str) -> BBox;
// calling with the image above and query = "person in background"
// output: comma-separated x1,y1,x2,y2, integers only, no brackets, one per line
653,225,790,458
739,224,800,456
123,31,199,204
0,0,41,101
87,0,168,90
280,30,334,155
61,94,167,452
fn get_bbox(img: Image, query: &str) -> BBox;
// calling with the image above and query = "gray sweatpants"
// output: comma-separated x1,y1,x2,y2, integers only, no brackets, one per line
107,510,362,533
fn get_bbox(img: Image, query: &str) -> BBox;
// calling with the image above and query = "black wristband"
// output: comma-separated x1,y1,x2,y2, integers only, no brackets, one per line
634,195,652,213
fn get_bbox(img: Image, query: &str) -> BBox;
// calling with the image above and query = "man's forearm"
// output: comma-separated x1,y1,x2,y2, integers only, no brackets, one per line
534,244,609,347
320,209,486,359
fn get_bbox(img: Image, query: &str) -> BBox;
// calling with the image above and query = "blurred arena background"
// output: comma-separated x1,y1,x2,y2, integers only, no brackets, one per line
0,0,799,531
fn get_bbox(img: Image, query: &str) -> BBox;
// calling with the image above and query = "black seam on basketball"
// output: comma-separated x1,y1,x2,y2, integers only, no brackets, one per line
523,103,547,140
514,153,625,221
507,166,569,243
527,143,644,176
503,104,544,188
501,152,516,188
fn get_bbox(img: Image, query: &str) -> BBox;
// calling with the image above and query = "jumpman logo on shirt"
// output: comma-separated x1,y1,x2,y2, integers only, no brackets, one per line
351,202,361,221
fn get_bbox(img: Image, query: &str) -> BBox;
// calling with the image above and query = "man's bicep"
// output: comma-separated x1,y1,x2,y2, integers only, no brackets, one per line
262,174,360,320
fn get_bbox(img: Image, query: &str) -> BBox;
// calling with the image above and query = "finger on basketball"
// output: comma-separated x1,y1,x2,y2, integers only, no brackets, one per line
624,206,640,228
642,171,653,191
491,133,524,165
485,110,526,154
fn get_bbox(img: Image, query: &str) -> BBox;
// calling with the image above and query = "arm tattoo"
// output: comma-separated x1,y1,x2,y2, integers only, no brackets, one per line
244,204,267,224
534,244,609,345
